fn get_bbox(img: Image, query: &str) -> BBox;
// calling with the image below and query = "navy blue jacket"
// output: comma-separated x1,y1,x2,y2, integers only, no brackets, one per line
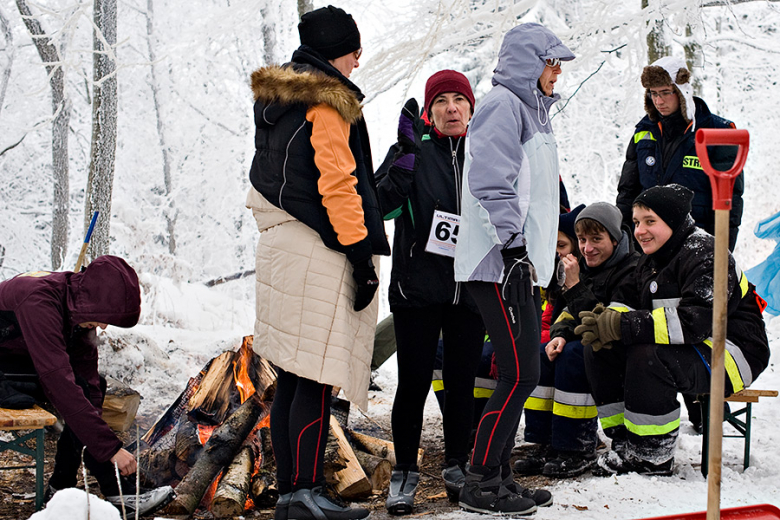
616,97,743,250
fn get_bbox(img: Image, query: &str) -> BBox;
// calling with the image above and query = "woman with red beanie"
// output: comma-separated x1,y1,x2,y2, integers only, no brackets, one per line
375,70,485,514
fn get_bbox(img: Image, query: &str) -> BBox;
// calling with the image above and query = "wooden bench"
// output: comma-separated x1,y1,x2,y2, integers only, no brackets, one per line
0,406,58,511
699,389,778,477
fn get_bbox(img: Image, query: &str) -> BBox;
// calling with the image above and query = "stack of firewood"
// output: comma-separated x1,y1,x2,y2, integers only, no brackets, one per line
136,336,418,517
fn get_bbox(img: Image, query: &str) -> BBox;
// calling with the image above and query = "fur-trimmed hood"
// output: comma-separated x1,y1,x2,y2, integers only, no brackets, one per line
250,65,363,125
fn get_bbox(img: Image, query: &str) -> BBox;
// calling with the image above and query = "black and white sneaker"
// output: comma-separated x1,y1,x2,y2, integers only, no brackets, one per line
459,466,537,516
105,485,175,516
288,486,369,520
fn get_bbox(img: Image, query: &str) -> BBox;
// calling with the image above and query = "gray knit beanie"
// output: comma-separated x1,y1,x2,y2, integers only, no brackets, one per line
575,202,623,242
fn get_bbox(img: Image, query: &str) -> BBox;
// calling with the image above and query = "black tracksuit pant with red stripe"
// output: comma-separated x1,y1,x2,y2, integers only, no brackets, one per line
466,282,541,471
270,368,332,495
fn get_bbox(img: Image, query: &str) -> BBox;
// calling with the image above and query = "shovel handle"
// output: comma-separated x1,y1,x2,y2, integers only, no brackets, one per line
695,128,749,211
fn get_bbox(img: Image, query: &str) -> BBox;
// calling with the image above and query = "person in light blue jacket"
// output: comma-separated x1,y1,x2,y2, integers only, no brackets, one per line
454,23,573,516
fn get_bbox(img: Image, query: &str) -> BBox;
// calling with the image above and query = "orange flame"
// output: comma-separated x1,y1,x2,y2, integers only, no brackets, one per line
201,470,224,507
197,424,218,445
233,339,256,403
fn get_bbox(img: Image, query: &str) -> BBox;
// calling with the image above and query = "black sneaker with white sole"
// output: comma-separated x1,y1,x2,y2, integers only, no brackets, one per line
105,485,175,517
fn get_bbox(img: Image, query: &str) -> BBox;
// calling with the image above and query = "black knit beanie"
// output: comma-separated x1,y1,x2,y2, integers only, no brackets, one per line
298,6,361,60
559,204,586,244
633,184,694,232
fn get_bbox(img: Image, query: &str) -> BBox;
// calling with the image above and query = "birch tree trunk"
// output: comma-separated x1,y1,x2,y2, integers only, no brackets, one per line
16,0,71,270
684,25,703,96
144,0,176,253
0,5,14,121
297,0,313,17
84,0,118,260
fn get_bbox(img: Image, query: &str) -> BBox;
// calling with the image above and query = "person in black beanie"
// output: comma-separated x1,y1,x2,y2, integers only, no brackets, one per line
579,184,769,476
246,5,388,520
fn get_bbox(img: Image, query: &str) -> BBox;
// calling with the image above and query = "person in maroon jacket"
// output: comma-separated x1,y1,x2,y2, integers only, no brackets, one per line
0,255,174,515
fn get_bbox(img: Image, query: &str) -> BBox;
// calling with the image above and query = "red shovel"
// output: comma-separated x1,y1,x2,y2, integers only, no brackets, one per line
636,504,780,520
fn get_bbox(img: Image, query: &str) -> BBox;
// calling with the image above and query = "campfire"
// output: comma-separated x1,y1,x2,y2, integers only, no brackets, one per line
137,336,419,517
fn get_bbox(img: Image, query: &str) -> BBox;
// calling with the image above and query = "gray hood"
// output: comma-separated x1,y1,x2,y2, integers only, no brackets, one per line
492,23,574,109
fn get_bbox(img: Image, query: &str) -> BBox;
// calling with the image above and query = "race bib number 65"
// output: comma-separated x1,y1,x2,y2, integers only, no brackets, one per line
425,210,460,258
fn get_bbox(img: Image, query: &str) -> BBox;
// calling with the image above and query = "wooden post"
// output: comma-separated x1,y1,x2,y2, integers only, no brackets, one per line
706,209,730,520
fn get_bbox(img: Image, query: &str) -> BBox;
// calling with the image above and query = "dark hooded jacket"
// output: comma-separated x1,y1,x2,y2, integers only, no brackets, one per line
616,97,744,250
248,46,389,260
609,220,769,394
0,255,140,462
549,231,640,341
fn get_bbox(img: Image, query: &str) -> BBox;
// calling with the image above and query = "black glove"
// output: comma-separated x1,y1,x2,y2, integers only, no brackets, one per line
352,258,379,312
500,246,536,306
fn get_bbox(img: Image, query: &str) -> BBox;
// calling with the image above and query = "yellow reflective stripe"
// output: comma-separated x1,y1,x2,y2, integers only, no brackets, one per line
541,299,549,311
553,402,598,420
600,413,624,430
524,396,553,412
431,380,444,392
739,272,748,298
474,388,494,399
702,339,745,393
555,311,574,323
610,306,630,313
682,156,703,170
625,416,680,436
652,307,670,344
634,131,657,144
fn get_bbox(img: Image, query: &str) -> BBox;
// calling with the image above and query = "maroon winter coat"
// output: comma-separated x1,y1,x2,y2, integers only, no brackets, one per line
0,255,141,462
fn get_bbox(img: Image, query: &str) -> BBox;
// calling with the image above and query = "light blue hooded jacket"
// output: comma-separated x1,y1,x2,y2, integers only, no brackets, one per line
454,23,574,286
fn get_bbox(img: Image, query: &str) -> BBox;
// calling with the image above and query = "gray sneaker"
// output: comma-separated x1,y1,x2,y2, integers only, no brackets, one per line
105,485,175,517
442,462,465,503
386,469,419,515
275,492,292,520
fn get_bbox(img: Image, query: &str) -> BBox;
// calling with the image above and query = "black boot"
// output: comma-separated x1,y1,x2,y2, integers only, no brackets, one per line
502,464,552,507
594,451,674,476
512,444,555,476
459,465,537,515
542,450,596,478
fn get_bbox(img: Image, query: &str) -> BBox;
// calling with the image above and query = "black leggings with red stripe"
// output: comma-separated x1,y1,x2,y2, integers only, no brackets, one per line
466,282,541,470
270,368,332,494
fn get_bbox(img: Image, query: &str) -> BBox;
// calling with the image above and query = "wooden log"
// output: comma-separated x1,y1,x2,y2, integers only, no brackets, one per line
354,450,392,491
348,429,424,467
174,417,204,466
212,445,254,517
102,377,141,432
164,394,267,516
187,351,235,424
139,446,177,488
329,416,371,499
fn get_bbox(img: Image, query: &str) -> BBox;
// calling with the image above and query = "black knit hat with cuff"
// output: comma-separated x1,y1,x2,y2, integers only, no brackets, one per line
298,5,361,60
633,184,694,232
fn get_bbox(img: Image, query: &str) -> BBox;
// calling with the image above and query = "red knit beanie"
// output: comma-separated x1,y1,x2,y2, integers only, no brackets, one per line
424,70,475,116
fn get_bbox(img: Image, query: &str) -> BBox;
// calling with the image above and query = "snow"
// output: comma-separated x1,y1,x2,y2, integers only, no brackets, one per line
29,488,121,520
2,0,780,518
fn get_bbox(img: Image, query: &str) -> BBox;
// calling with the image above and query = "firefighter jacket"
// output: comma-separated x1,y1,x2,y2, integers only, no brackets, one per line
609,219,769,394
550,231,640,342
616,97,744,250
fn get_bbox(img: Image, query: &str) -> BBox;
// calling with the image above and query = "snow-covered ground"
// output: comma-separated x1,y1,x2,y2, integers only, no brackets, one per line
67,272,780,519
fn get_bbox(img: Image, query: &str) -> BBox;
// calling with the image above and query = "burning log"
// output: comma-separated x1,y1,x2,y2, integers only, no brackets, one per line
250,426,278,508
354,450,392,492
164,394,267,516
328,416,372,500
212,446,254,517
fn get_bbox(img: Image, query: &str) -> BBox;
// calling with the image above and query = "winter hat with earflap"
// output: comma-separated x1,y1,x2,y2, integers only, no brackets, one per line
298,5,360,60
641,56,696,128
424,70,476,118
576,202,623,242
633,183,694,233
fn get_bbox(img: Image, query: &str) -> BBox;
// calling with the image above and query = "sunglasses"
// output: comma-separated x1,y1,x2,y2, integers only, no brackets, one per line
353,47,363,60
545,57,561,68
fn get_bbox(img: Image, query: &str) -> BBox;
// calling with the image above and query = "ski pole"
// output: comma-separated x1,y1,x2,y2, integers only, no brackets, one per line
695,128,749,520
74,211,99,272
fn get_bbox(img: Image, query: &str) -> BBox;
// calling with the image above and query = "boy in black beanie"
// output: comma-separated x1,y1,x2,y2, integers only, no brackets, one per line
578,184,770,476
